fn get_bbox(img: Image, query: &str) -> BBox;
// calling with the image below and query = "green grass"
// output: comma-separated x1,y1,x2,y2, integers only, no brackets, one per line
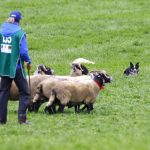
0,0,150,150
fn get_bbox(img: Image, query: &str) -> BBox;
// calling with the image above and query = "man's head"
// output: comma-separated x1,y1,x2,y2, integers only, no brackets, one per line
9,11,22,23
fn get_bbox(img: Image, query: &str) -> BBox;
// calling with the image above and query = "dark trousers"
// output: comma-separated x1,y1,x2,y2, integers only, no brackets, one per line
0,69,30,123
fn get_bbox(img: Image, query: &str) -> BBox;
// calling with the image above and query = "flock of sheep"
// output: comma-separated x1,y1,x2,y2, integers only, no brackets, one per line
0,58,112,114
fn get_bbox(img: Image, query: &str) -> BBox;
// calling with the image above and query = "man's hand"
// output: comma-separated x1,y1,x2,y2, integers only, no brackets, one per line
27,63,31,70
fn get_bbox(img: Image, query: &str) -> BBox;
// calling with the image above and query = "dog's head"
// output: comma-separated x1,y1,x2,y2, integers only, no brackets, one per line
124,62,139,76
33,64,54,75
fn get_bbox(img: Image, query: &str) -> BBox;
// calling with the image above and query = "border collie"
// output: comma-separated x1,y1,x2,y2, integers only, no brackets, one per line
124,62,139,76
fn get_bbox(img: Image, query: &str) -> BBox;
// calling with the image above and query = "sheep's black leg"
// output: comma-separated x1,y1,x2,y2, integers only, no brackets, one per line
74,105,78,113
52,105,56,113
75,105,81,113
86,103,94,113
57,104,65,113
44,106,55,114
87,104,91,113
44,106,49,113
89,103,94,111
60,105,65,113
77,105,81,112
80,104,87,111
50,106,55,114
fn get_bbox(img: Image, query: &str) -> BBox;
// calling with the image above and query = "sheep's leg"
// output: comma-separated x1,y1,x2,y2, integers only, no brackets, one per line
57,104,65,113
60,105,65,113
44,100,57,114
89,103,94,110
32,93,41,103
46,90,56,107
52,105,56,113
44,105,55,114
44,90,57,114
80,104,87,111
28,97,48,112
75,105,78,113
87,104,91,113
79,103,92,112
75,105,81,113
86,103,94,113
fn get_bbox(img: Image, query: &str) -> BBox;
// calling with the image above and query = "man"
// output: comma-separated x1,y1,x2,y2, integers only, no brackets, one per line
0,11,31,124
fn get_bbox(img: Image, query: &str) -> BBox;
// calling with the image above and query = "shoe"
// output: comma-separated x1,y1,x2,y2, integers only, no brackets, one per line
19,120,32,125
0,119,6,125
0,122,6,125
18,116,31,125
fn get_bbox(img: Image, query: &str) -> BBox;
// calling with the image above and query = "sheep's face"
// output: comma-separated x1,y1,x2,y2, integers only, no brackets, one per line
34,64,54,75
93,71,112,86
70,63,89,76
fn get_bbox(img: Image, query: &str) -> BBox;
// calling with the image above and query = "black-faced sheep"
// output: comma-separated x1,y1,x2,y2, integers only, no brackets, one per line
8,59,90,102
33,71,112,114
30,75,92,112
33,64,54,75
28,58,95,112
70,58,95,77
9,58,101,112
8,64,54,101
9,75,51,100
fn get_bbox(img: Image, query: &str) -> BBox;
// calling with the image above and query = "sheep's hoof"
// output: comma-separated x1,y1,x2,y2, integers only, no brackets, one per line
28,105,33,112
57,105,65,113
86,108,91,114
44,106,50,113
75,109,81,113
44,106,55,114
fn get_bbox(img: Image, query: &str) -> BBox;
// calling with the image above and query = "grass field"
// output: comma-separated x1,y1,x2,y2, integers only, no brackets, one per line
0,0,150,150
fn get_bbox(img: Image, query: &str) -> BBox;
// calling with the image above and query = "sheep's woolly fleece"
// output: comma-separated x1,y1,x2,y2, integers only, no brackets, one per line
71,58,95,65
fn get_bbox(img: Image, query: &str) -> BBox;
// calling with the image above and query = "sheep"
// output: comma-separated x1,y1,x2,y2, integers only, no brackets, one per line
0,59,94,113
7,63,90,112
0,64,53,102
70,58,95,77
32,70,112,114
9,74,52,101
1,58,92,100
33,64,54,75
27,58,93,103
29,70,110,113
7,64,54,101
30,75,91,112
29,58,95,112
10,58,90,100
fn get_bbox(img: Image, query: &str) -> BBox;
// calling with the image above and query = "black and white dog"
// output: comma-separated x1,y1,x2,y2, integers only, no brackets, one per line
124,62,139,76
